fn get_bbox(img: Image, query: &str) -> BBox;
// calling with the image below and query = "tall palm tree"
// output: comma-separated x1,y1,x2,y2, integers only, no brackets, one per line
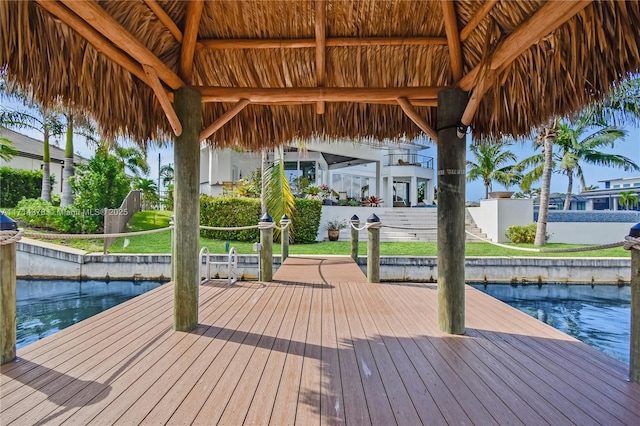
555,120,638,209
134,177,159,210
0,107,64,202
113,146,150,177
466,141,519,199
264,151,295,242
60,112,97,206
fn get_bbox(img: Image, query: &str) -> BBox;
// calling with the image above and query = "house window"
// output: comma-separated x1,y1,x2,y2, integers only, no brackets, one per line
613,184,621,188
623,183,631,188
634,183,640,187
576,202,586,210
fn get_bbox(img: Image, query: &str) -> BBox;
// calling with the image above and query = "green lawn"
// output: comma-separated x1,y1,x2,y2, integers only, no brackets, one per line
12,210,631,257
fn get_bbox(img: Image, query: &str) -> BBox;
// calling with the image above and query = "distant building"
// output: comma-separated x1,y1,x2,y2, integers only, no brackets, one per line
0,127,84,196
199,138,436,207
534,176,640,211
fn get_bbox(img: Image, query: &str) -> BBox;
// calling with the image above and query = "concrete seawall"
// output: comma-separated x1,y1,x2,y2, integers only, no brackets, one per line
16,239,631,284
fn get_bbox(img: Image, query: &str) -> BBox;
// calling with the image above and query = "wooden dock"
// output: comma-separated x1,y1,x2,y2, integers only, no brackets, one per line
2,255,639,425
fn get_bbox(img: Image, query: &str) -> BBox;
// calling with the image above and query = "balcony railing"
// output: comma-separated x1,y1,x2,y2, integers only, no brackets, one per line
384,154,433,168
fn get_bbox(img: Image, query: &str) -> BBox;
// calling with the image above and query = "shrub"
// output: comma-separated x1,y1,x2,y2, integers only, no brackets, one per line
200,195,261,242
13,198,99,234
291,198,321,243
0,167,43,207
505,224,549,244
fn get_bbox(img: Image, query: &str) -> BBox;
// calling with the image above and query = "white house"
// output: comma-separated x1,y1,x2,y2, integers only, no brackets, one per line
0,127,84,196
199,137,435,207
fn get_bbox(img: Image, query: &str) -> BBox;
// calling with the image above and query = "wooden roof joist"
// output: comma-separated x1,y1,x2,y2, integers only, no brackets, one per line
197,36,448,50
197,87,444,104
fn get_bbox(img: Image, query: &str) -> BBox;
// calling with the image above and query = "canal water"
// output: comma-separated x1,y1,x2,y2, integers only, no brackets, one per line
16,279,166,349
471,283,631,365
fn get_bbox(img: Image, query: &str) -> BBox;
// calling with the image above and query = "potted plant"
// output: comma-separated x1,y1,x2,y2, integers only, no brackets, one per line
326,217,347,241
305,185,321,200
364,195,383,207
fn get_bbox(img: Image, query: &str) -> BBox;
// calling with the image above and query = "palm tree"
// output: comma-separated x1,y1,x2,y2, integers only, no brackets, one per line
555,120,639,209
466,140,519,199
0,107,64,202
160,164,174,188
264,151,296,242
619,190,639,210
113,146,150,177
133,177,159,210
60,112,97,206
0,137,17,161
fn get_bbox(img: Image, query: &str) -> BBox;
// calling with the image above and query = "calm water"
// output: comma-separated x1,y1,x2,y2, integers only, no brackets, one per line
471,283,631,364
16,279,165,349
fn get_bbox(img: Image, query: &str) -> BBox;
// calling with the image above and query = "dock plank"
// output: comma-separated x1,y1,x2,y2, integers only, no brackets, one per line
2,256,639,425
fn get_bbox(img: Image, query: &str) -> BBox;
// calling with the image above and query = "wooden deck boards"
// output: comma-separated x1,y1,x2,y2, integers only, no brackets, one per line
2,255,639,425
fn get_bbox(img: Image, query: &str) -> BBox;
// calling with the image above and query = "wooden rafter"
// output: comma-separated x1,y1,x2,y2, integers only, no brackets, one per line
142,65,182,136
442,0,463,82
200,99,250,141
460,0,498,41
197,86,444,103
144,0,183,43
460,68,496,129
197,36,448,50
397,97,438,142
179,0,204,84
459,0,592,91
35,0,150,86
60,0,184,90
315,0,326,115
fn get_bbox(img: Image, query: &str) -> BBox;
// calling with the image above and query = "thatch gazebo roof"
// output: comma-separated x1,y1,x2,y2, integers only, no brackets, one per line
2,0,639,149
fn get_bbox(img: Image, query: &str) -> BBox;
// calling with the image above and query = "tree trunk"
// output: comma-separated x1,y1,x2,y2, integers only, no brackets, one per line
41,129,51,202
535,124,556,246
261,150,267,214
61,115,74,207
484,183,489,199
564,172,573,210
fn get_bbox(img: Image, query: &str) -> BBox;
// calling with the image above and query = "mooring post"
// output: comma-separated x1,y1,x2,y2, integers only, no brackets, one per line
437,87,468,335
280,214,290,262
350,215,360,263
0,213,19,365
629,222,640,382
260,213,274,282
366,214,381,283
173,87,202,332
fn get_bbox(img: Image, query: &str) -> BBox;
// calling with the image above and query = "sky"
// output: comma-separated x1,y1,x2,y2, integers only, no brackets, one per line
3,97,639,202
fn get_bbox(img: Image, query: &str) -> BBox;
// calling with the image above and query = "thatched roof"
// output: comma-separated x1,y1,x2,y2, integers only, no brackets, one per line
1,1,639,150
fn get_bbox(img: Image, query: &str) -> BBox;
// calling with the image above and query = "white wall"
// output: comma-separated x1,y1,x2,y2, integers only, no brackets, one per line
1,156,65,195
467,198,534,242
547,223,635,244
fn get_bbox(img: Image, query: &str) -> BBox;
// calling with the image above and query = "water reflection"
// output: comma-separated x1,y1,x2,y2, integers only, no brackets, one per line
471,283,631,365
16,279,165,349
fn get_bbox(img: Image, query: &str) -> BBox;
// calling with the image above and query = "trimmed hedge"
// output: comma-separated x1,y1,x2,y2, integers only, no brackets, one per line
199,195,322,243
291,198,322,243
200,195,261,242
13,198,99,234
0,167,43,207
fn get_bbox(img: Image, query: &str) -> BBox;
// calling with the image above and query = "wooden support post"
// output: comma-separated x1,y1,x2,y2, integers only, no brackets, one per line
629,223,640,382
280,215,290,263
437,87,468,335
260,213,274,282
1,242,16,365
366,214,381,283
173,87,202,332
350,215,360,263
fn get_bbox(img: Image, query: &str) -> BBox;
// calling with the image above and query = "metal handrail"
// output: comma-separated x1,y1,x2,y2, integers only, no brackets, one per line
199,246,238,285
384,154,433,168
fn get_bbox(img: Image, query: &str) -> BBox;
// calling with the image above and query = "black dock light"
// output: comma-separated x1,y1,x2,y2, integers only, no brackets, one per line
366,213,380,223
630,222,640,238
260,212,273,223
351,214,359,222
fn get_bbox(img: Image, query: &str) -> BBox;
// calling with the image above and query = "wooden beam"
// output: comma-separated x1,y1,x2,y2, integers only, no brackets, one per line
460,68,496,128
315,0,326,115
179,0,204,84
198,86,444,103
197,36,448,50
459,0,591,90
144,0,183,43
200,99,250,141
397,97,438,142
61,0,185,89
35,0,150,86
442,1,464,82
142,65,182,136
460,0,499,41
